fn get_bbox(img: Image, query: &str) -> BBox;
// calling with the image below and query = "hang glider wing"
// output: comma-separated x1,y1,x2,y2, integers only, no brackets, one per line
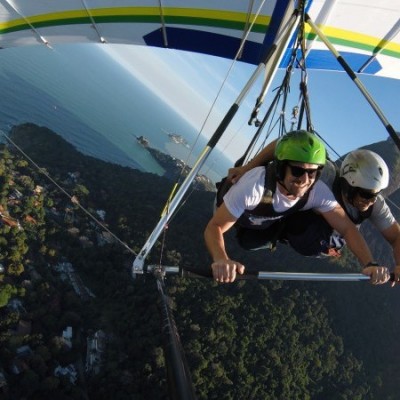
0,0,399,79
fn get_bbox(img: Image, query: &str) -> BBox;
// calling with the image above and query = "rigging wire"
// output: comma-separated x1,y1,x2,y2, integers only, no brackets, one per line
295,11,313,132
385,196,400,214
240,75,293,166
237,0,256,60
157,0,169,47
1,130,136,256
247,0,305,126
4,0,50,47
80,0,106,43
155,0,269,263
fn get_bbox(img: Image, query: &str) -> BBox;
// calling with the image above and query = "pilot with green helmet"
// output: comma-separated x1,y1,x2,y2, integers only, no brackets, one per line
205,130,390,284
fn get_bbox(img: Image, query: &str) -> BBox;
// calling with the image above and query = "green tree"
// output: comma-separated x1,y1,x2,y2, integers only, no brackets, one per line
73,183,90,199
7,263,24,276
0,284,17,307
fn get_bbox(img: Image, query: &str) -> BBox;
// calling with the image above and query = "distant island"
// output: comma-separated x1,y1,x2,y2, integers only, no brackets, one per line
132,131,215,191
167,132,190,148
161,128,190,149
134,134,149,147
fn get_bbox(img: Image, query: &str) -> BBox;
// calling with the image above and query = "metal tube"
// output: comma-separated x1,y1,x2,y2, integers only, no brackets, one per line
305,14,400,150
257,272,370,281
156,278,197,400
132,145,212,275
358,18,400,73
254,6,300,107
150,266,372,282
248,6,300,124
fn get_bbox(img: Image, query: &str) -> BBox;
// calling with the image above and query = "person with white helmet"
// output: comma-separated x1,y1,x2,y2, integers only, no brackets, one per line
339,149,389,217
227,144,400,286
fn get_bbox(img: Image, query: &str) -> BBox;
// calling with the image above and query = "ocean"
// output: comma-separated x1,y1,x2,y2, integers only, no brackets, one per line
0,44,232,184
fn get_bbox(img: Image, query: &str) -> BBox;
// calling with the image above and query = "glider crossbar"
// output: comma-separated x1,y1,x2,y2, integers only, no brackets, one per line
147,265,378,282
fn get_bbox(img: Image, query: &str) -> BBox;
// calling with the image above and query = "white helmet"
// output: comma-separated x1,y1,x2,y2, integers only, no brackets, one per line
340,149,389,191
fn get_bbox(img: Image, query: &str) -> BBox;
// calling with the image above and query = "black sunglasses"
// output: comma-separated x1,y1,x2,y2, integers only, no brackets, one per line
356,188,380,200
288,164,321,179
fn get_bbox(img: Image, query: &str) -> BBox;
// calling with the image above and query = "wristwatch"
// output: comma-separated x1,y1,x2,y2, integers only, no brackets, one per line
365,261,379,267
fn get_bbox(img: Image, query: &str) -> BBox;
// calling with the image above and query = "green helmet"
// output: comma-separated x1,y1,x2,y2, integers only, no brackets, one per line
275,130,326,165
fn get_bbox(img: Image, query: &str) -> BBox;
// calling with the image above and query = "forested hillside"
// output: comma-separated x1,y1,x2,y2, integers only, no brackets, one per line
0,123,398,399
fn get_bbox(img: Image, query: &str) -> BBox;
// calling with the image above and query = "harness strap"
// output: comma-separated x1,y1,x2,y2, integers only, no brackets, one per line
215,162,276,208
250,161,309,216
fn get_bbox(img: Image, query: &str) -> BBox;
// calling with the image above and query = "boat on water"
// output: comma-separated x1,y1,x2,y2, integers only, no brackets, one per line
168,133,190,148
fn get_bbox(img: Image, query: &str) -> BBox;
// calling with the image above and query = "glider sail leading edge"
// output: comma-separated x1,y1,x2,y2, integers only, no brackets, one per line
0,0,399,79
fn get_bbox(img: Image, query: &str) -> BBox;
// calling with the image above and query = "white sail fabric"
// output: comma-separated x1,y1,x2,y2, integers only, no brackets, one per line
0,0,398,78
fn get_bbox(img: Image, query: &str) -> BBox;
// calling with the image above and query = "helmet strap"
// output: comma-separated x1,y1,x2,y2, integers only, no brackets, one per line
275,161,295,196
275,160,286,181
276,160,320,197
277,180,293,196
340,178,358,205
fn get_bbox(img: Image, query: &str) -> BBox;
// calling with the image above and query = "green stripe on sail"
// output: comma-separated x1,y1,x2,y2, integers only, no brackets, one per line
0,8,398,60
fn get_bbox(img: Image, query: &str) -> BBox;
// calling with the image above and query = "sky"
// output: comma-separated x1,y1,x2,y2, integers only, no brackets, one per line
103,44,400,163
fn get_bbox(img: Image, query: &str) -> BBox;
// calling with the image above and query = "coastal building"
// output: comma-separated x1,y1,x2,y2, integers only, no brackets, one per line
62,326,73,349
86,330,107,375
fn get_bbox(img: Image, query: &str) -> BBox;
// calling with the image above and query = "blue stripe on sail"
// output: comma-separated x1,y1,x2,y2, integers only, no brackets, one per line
144,28,382,75
299,49,382,74
144,27,266,65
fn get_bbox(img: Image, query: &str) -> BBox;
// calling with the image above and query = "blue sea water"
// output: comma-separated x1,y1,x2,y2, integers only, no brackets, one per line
0,44,231,183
